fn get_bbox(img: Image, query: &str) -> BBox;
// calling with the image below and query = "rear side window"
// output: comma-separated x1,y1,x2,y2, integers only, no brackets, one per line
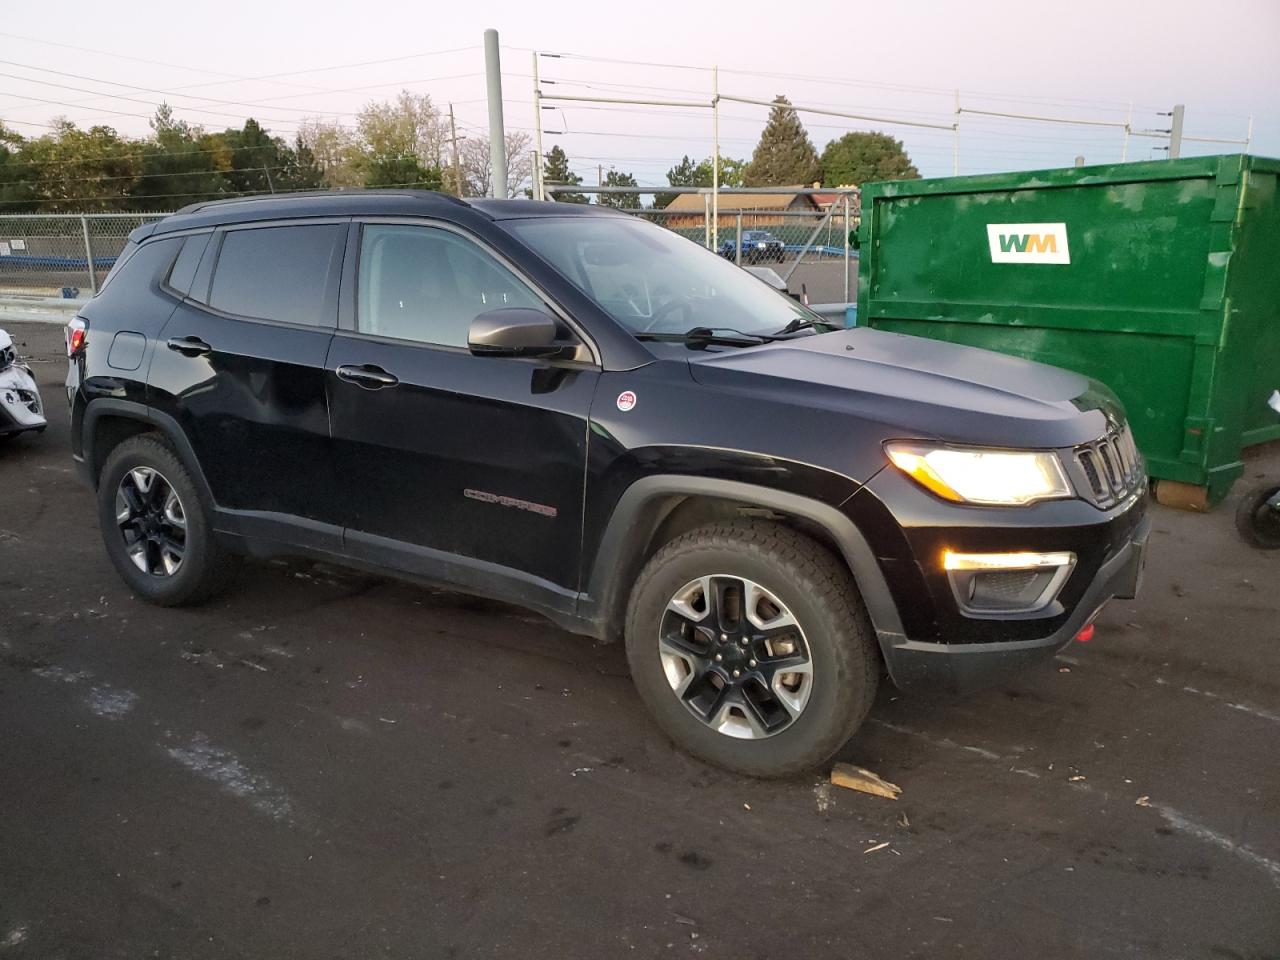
207,223,345,326
97,237,182,298
165,233,211,297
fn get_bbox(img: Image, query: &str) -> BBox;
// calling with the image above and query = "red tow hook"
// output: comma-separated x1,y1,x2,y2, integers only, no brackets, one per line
1074,624,1096,643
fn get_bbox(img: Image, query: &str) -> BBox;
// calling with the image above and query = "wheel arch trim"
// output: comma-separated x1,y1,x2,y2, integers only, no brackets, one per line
583,475,906,655
81,398,216,507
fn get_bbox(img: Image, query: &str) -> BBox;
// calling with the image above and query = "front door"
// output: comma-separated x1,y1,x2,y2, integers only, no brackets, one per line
327,220,598,606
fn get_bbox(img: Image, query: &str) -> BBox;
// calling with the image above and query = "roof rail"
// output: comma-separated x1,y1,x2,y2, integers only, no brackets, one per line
174,188,469,216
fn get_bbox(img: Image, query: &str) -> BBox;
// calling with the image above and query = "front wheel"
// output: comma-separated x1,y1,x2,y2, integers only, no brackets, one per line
1236,483,1280,550
625,520,879,778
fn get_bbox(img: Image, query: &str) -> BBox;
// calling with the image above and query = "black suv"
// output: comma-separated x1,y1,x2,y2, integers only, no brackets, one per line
67,191,1149,778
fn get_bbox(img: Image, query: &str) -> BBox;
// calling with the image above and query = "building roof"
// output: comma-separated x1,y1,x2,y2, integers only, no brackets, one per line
661,190,817,213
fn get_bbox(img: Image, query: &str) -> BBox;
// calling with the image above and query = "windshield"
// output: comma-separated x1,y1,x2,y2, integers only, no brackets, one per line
505,215,815,338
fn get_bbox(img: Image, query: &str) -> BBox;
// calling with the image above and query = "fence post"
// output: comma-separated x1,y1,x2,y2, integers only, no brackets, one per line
81,215,98,296
842,195,851,303
735,213,742,266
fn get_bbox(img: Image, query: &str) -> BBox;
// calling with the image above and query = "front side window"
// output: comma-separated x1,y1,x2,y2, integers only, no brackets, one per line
356,224,545,348
207,223,345,326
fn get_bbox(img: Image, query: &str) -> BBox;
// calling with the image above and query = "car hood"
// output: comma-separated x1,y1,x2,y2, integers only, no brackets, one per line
686,327,1116,449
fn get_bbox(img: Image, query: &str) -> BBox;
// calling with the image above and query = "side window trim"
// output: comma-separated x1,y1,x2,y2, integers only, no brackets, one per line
346,216,599,366
186,217,350,330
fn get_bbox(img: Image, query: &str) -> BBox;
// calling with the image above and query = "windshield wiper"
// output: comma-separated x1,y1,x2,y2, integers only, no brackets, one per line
634,326,782,348
775,316,832,336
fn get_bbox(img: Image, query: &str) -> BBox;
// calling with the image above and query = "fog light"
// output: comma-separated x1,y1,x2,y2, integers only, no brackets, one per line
943,550,1075,616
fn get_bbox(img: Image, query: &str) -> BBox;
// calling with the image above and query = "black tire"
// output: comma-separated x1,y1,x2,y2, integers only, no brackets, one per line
625,519,879,778
1235,483,1280,550
97,434,241,606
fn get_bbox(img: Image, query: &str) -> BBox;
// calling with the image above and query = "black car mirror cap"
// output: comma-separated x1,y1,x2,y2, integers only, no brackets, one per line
468,308,565,358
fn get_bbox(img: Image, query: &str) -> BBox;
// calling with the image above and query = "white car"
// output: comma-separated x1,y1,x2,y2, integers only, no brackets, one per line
0,328,46,440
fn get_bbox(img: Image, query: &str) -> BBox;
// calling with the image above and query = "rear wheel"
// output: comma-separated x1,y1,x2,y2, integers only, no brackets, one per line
97,435,240,605
625,520,879,778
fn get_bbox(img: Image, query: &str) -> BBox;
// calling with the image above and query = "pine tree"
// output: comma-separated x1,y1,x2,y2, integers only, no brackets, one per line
542,146,586,203
597,169,639,208
744,96,821,187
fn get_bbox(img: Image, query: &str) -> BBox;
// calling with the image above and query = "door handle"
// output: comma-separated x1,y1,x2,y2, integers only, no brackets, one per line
166,336,212,357
336,364,400,390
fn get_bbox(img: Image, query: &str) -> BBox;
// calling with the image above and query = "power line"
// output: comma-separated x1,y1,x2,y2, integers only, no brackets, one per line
0,59,486,116
0,71,305,126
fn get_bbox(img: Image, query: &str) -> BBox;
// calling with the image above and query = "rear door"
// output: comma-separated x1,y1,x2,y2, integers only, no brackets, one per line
149,219,348,543
327,219,599,606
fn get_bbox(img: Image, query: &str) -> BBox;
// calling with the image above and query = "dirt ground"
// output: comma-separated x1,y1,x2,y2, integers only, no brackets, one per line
1,319,1277,959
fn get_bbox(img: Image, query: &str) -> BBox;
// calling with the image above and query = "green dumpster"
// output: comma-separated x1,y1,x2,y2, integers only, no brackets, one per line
857,154,1280,507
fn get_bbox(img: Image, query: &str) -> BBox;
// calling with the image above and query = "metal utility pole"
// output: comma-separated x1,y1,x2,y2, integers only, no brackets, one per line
483,28,507,198
532,52,545,200
712,65,720,248
1169,103,1185,159
952,89,960,175
448,103,465,197
1121,101,1133,162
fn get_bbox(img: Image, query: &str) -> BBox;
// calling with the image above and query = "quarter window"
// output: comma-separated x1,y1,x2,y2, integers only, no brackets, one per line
166,233,211,297
357,224,545,347
207,223,345,326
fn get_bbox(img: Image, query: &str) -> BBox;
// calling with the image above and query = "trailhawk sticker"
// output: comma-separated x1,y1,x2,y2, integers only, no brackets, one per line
616,390,637,412
986,222,1070,264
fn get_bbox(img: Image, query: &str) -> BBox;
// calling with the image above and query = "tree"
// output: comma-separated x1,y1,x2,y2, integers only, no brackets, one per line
460,130,533,198
297,117,361,188
362,154,442,190
355,91,444,171
744,96,821,187
541,145,585,203
655,154,747,207
597,169,639,208
819,131,919,187
131,105,226,210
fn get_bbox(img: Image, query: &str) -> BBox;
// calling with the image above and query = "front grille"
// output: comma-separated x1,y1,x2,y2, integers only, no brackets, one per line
1074,422,1144,508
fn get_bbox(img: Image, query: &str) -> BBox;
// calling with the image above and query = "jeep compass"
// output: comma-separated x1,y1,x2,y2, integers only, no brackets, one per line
67,191,1149,778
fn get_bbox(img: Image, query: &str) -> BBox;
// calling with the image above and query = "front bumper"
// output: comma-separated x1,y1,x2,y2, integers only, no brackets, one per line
0,363,46,436
850,456,1151,693
880,511,1149,692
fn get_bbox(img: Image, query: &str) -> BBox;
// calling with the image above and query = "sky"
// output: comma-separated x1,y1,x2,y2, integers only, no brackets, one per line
1,0,1276,187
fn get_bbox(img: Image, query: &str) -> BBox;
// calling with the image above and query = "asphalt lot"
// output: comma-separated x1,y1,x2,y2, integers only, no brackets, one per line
1,319,1278,960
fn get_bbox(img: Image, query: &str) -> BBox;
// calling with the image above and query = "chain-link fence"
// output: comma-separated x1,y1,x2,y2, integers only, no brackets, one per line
0,190,860,304
0,214,167,297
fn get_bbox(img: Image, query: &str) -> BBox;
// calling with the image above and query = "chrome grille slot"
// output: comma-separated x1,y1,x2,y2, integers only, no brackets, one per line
1073,422,1144,508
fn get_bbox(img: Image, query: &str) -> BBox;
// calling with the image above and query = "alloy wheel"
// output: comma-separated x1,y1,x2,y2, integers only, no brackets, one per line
658,575,813,739
115,467,187,577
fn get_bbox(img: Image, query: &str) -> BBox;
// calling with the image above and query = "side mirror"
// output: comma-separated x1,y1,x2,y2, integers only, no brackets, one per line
468,308,562,358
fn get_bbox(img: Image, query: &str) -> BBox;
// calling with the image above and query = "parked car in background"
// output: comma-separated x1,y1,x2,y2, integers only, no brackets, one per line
718,230,785,263
66,191,1149,778
0,328,46,441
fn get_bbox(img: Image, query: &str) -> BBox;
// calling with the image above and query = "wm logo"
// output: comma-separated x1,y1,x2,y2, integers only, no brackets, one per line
999,233,1057,254
987,222,1070,264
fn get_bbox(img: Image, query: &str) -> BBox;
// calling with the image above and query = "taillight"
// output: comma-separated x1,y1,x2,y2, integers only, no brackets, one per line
66,318,86,357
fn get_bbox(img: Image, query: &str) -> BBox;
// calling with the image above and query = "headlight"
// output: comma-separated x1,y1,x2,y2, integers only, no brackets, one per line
885,442,1072,506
